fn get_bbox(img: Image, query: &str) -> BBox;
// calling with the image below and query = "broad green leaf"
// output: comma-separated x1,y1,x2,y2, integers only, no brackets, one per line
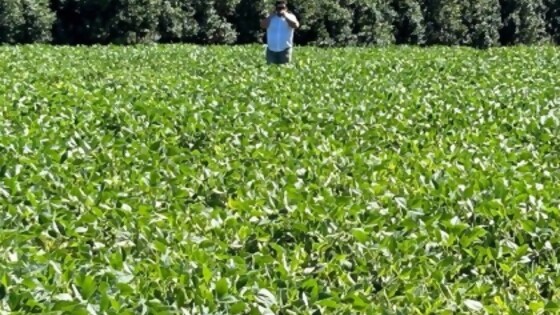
545,301,560,311
80,276,96,300
216,278,229,297
351,228,369,243
202,264,212,284
317,298,339,308
230,301,246,314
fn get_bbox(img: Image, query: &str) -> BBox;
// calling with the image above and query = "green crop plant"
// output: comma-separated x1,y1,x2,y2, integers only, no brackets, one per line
0,44,559,314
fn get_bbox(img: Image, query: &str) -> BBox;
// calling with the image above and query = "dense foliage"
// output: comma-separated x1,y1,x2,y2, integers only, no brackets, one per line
0,0,559,46
1,45,560,314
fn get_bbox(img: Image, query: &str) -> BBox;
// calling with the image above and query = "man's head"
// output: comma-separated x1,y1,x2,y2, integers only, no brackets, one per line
275,0,287,15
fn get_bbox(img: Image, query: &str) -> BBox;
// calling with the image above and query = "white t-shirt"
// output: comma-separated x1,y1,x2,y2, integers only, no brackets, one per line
266,14,298,52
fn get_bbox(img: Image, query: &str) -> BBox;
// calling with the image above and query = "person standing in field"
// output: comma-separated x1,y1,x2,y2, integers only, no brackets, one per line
260,0,300,65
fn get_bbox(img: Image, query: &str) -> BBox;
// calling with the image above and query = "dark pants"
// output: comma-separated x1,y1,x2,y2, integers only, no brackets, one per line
266,48,292,64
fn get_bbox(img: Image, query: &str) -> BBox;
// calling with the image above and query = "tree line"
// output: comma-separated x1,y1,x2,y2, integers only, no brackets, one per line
0,0,559,48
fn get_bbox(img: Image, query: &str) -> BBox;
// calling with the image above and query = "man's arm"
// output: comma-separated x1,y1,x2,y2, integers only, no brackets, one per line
284,13,299,29
260,14,273,29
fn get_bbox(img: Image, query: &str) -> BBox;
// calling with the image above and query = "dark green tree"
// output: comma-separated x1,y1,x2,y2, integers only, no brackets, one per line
425,0,469,45
158,0,200,43
0,0,54,44
393,0,426,45
233,0,267,44
191,0,238,44
353,0,397,46
500,0,549,44
284,0,325,45
544,0,560,43
51,0,118,44
52,0,161,45
0,0,25,44
0,0,554,46
316,0,356,46
109,0,162,44
21,0,55,43
467,0,502,48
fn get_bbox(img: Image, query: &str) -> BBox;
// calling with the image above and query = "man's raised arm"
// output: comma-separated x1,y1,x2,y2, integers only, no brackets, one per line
284,13,299,29
260,14,272,29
